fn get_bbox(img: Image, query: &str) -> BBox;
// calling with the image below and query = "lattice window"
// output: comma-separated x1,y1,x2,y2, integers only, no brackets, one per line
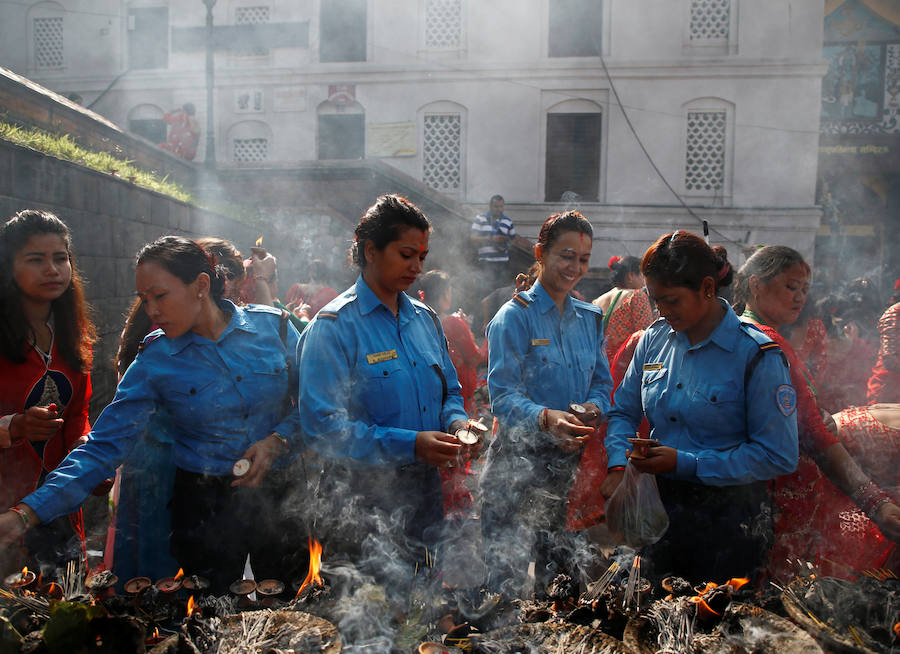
685,111,726,192
423,113,461,192
235,6,269,24
425,0,461,49
689,0,730,41
235,5,269,55
34,17,64,69
233,137,269,163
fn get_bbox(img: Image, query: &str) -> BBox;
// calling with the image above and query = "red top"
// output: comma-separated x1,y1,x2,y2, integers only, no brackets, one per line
0,342,91,511
604,289,655,363
868,303,900,404
442,312,482,416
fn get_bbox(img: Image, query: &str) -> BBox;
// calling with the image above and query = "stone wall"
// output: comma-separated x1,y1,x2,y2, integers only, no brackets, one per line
0,139,260,416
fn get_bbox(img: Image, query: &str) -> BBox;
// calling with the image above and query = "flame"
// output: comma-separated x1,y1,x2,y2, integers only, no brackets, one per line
174,568,184,581
255,236,263,247
695,581,717,596
187,595,195,617
893,621,899,639
295,537,324,597
726,577,749,591
21,567,27,576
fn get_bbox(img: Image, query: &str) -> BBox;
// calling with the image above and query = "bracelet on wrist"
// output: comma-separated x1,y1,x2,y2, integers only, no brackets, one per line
9,506,30,530
270,432,289,452
254,274,273,283
539,407,549,432
608,465,626,473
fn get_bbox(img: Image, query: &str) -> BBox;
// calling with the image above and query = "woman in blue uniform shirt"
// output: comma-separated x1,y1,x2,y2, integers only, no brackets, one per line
603,231,799,583
297,195,477,590
0,236,303,592
481,210,612,598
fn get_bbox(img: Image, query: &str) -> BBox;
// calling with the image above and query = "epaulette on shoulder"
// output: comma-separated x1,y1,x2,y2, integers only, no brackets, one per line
244,303,281,315
137,331,165,352
739,321,780,350
512,291,533,308
575,298,602,316
316,291,357,321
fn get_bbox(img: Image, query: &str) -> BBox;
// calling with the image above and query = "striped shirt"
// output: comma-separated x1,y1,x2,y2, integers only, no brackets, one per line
471,212,516,262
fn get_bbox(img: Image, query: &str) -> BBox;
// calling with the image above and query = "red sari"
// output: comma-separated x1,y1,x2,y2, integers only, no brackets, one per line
868,303,900,404
758,326,893,580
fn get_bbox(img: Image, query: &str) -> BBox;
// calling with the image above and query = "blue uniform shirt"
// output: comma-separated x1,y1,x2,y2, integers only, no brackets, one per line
487,280,613,432
297,275,468,466
24,301,302,523
606,303,799,486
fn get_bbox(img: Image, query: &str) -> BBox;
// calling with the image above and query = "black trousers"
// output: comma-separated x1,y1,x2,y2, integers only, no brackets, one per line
170,466,308,594
641,477,773,585
480,441,585,598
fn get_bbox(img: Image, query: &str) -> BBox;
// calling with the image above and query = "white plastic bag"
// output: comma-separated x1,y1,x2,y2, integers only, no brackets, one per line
605,462,669,548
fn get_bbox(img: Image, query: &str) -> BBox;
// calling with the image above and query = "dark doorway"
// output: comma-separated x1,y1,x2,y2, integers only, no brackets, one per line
545,113,602,202
318,114,365,159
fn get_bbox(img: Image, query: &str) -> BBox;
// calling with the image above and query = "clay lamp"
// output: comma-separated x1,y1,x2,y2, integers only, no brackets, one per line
417,642,448,654
661,576,693,599
124,576,152,595
229,578,257,597
181,575,210,593
569,403,601,425
145,627,167,645
155,576,183,594
39,581,64,600
256,579,284,607
4,567,36,591
85,570,118,599
455,419,487,445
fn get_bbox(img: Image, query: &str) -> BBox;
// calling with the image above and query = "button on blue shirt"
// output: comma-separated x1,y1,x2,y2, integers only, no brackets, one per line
24,301,302,523
606,303,799,486
297,276,468,466
487,281,613,432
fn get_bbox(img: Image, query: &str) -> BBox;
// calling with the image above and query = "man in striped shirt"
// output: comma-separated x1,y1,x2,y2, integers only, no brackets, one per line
470,195,517,292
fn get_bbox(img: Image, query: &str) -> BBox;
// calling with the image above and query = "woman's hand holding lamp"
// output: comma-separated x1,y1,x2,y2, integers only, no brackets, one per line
541,407,593,453
230,432,287,488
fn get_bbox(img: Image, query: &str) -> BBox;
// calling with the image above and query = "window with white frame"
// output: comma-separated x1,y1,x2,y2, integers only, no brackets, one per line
425,0,462,50
33,16,64,69
234,5,270,56
689,0,730,41
423,113,462,193
683,100,733,202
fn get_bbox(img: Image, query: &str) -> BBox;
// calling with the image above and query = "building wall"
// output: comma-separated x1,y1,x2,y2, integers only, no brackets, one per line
0,138,259,414
0,0,826,265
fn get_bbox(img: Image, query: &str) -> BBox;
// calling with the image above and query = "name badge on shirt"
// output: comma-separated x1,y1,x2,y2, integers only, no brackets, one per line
531,338,550,346
642,363,663,371
366,349,398,365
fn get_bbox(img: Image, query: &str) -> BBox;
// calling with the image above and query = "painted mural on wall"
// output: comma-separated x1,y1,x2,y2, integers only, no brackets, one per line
822,0,900,134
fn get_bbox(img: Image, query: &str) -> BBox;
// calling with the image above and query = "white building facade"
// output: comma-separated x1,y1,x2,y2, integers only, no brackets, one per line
0,0,826,264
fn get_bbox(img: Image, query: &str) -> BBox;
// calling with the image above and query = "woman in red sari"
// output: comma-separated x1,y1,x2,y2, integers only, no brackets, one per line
735,246,900,579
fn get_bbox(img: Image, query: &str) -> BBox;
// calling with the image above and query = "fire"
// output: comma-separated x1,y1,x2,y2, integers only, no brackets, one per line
174,568,184,581
295,537,324,597
21,566,27,576
255,236,263,247
187,595,195,617
726,577,749,591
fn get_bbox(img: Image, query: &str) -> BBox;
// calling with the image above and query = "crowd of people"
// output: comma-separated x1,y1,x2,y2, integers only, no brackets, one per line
0,197,898,604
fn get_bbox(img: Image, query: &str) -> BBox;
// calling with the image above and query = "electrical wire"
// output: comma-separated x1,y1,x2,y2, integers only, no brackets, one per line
598,52,744,248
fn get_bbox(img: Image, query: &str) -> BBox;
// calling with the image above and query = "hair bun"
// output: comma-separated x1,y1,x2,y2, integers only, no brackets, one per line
608,255,622,269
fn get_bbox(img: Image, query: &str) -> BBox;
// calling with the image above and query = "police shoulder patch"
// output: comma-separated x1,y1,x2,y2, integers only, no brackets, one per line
776,384,797,417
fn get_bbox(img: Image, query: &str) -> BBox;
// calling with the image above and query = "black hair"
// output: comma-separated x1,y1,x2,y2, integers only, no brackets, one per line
418,270,451,307
490,194,504,205
609,255,641,287
136,236,226,301
350,194,431,269
0,209,96,372
641,231,733,292
195,237,244,281
535,210,593,261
